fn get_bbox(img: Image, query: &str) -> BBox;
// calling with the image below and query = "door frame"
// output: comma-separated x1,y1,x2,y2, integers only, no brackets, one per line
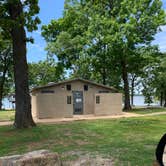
72,91,84,115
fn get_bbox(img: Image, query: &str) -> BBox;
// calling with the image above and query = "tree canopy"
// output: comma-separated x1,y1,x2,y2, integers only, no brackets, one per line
42,0,166,110
0,39,13,110
28,57,65,88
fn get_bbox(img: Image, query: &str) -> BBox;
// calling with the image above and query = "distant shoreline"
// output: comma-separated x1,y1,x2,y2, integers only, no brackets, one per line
2,95,160,109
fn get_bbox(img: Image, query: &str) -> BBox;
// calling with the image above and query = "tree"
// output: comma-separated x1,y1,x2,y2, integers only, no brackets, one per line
141,50,166,107
142,83,154,106
28,57,65,88
0,40,13,110
0,0,40,128
128,46,159,106
152,53,166,107
42,0,122,87
42,0,166,110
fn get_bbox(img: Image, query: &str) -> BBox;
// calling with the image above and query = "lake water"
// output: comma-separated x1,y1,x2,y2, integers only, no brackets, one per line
131,95,159,106
2,95,160,109
2,98,15,109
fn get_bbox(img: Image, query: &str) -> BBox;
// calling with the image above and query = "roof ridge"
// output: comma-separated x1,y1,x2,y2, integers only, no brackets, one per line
31,78,118,92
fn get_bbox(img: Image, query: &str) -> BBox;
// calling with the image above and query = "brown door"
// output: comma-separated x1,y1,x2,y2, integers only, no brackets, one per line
73,91,83,115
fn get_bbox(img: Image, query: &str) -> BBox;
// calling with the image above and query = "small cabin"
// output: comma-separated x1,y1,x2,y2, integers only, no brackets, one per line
31,78,122,119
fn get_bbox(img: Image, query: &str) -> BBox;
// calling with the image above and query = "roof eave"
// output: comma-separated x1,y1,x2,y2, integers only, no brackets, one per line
31,78,119,93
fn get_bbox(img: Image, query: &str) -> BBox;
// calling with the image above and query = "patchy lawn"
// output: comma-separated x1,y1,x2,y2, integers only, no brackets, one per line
131,107,166,114
0,110,15,121
0,114,166,165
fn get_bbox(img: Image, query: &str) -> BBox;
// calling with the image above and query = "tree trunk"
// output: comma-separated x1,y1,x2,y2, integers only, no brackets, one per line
102,44,107,85
9,1,36,128
0,76,5,110
0,68,7,110
122,60,131,110
131,75,136,106
102,68,106,85
131,88,134,106
164,91,166,108
160,92,163,107
0,90,3,110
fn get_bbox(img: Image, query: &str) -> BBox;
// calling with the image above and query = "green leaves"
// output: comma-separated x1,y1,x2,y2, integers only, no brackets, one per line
28,57,65,88
42,0,166,90
0,39,13,100
0,0,40,36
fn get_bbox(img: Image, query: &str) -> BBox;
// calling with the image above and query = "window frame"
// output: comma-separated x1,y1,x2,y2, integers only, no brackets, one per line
99,90,109,93
84,85,88,91
66,84,71,91
41,90,54,94
67,96,72,104
96,96,100,104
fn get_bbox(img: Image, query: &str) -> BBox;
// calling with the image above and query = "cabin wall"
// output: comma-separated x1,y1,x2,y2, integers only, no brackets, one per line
31,95,37,118
31,80,117,119
94,93,122,116
31,86,73,119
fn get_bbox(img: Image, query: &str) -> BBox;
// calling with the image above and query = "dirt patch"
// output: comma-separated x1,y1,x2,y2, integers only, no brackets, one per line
74,140,89,145
62,151,114,166
64,131,72,136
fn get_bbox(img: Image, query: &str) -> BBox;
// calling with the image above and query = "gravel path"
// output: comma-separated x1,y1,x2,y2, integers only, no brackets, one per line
1,111,166,126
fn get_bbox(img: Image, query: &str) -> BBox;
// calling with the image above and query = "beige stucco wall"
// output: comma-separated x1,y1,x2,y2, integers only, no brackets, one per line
31,80,117,119
32,85,73,119
94,93,122,116
31,95,37,118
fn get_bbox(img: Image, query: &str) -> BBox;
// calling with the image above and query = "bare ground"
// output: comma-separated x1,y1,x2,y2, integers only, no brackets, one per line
62,151,115,166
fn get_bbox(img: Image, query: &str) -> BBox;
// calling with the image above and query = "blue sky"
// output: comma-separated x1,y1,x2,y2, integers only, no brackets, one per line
27,0,166,62
27,0,65,62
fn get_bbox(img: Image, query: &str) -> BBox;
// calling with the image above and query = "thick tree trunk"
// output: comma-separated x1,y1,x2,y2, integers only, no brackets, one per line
9,1,36,128
122,60,131,110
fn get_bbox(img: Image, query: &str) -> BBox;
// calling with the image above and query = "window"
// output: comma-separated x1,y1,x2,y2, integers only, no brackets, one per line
99,90,109,93
67,96,71,104
96,96,100,104
84,85,88,91
41,90,54,94
66,84,71,91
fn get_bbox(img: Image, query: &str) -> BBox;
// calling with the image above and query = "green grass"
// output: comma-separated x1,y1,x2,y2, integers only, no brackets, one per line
0,110,15,121
0,114,166,165
131,107,166,114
